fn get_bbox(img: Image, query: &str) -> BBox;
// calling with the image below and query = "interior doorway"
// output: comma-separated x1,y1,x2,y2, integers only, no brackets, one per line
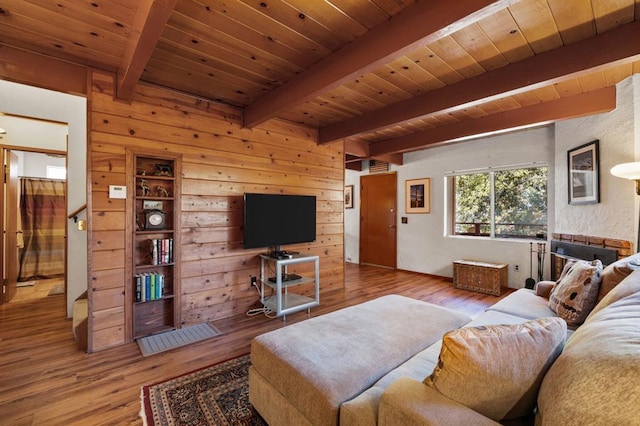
359,172,397,269
1,119,68,305
0,80,86,332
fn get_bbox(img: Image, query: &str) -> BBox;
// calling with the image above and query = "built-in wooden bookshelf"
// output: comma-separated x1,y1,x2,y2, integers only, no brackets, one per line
127,151,182,339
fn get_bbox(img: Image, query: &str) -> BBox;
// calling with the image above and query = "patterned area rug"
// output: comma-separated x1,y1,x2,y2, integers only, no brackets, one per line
140,354,267,425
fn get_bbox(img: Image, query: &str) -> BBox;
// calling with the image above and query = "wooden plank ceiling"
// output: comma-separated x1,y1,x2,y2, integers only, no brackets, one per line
1,0,639,168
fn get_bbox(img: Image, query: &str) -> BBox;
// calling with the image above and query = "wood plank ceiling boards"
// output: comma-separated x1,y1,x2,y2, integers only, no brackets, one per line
0,0,638,164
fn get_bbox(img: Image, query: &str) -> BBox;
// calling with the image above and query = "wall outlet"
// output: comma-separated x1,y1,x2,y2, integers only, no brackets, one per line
250,276,257,287
514,265,519,271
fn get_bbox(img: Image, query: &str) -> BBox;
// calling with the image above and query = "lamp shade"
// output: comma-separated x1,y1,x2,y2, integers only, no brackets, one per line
611,162,640,180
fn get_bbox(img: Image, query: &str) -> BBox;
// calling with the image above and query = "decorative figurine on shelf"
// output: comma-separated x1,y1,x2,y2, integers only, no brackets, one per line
156,186,170,197
154,164,173,177
140,179,151,196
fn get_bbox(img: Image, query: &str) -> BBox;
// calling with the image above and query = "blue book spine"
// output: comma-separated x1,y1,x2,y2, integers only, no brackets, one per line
145,274,151,302
157,274,164,298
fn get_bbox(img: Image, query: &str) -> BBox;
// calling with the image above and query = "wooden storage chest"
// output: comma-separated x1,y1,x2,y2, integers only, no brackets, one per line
453,260,508,296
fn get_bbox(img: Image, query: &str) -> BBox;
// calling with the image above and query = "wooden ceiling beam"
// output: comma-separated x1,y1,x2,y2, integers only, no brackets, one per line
320,20,640,144
346,162,363,171
0,44,87,95
117,0,178,101
369,87,616,156
345,139,370,158
373,153,403,166
243,0,519,128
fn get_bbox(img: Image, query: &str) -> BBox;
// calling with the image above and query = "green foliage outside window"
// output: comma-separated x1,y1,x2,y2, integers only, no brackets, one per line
454,173,490,235
454,166,547,239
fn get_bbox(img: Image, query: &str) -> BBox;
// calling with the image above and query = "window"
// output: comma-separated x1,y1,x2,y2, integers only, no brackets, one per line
46,165,66,180
452,165,547,239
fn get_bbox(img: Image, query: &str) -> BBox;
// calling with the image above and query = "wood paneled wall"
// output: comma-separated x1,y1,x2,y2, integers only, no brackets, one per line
88,70,345,352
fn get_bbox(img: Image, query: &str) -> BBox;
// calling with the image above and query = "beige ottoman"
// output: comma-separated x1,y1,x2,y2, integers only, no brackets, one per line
249,294,471,426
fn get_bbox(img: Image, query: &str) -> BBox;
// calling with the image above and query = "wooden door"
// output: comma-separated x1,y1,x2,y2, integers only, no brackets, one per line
3,151,19,303
360,172,397,269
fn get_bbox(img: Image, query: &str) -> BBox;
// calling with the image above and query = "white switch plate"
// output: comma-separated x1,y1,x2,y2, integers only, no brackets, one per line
109,185,127,199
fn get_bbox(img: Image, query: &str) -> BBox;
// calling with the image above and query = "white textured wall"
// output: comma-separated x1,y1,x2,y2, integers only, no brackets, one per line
0,80,87,318
555,75,638,247
345,127,556,286
397,126,555,287
0,114,67,151
22,151,66,178
344,75,640,287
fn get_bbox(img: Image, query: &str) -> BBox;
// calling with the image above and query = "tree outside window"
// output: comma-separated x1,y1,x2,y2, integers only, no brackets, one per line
454,173,490,236
453,166,547,239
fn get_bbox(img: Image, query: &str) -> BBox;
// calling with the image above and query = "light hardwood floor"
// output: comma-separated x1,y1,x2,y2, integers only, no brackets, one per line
0,264,513,425
11,278,65,302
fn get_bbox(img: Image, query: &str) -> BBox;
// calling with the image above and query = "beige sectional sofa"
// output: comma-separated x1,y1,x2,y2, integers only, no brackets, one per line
249,254,640,425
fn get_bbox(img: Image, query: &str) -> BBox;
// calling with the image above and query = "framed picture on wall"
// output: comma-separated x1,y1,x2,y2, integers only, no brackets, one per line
568,140,600,205
405,178,430,213
345,185,354,209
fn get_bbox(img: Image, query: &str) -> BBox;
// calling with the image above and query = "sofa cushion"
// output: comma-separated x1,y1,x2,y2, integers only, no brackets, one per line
548,259,602,326
598,252,640,302
379,377,501,426
423,317,566,421
487,288,557,320
536,277,640,425
586,268,640,322
340,309,530,426
250,295,471,426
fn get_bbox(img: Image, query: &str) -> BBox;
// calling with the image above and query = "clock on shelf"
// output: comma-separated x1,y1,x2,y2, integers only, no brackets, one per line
145,209,166,230
131,153,181,340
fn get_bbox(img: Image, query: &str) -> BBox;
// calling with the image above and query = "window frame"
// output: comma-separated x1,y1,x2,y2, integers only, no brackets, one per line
446,162,548,240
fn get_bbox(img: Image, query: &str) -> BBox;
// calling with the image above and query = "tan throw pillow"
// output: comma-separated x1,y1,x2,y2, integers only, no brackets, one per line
423,318,566,421
599,253,640,302
548,259,603,326
586,268,640,321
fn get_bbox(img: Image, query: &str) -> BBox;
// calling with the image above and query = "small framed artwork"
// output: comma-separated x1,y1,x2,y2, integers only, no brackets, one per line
345,185,354,209
568,140,600,205
405,178,430,213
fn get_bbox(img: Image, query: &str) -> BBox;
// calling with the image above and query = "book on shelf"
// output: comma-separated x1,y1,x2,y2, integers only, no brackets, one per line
135,275,142,302
135,272,166,302
149,238,174,265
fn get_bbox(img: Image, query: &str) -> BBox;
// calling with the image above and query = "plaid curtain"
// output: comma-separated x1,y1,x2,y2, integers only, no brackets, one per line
18,178,65,281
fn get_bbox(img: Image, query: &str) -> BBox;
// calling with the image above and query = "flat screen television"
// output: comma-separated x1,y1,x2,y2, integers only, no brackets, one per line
243,193,316,254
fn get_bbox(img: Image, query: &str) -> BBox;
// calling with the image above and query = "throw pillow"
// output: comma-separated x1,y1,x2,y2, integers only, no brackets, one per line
598,253,640,302
536,260,577,298
423,317,566,421
548,259,603,326
586,268,640,321
557,259,577,281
